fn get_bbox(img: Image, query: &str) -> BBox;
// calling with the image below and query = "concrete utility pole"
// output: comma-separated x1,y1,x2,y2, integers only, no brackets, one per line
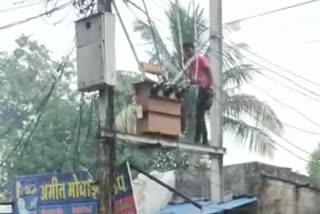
209,0,223,202
97,0,115,214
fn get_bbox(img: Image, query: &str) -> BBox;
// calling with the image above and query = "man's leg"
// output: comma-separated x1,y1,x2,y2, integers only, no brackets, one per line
202,89,214,145
181,85,198,143
195,88,206,143
202,114,208,145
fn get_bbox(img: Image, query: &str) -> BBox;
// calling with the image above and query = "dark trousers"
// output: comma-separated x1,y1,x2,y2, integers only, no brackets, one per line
195,87,213,144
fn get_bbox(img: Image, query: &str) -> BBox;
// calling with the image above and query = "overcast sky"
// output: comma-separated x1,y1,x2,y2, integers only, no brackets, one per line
1,0,320,174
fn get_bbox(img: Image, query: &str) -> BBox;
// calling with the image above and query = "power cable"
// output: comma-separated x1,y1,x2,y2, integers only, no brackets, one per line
73,92,85,170
0,1,72,31
0,45,75,168
207,42,320,104
206,43,320,162
0,0,46,13
254,70,320,104
225,0,320,24
208,44,320,136
163,0,320,97
220,45,320,99
123,0,181,73
112,0,146,79
120,0,320,169
81,98,95,149
232,44,320,89
222,43,320,99
59,108,79,171
251,84,320,129
212,93,314,165
0,34,63,141
205,48,314,157
150,0,320,105
141,0,164,75
283,123,320,136
205,32,320,103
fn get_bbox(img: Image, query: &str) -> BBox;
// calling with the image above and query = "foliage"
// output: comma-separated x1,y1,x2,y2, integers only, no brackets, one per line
0,36,149,200
0,36,95,199
307,144,320,187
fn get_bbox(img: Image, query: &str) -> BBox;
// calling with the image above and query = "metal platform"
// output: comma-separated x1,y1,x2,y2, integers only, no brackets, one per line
113,132,225,155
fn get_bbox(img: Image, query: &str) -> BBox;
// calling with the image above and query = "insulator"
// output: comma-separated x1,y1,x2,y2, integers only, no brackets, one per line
163,85,174,97
151,83,162,96
175,87,186,99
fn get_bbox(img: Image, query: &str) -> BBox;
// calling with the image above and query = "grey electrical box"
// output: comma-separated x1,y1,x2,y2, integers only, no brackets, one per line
76,12,116,92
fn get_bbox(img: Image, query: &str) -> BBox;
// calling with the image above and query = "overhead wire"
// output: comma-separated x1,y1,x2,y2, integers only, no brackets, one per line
126,0,320,162
0,1,72,31
206,69,315,165
0,44,75,168
283,123,320,136
141,0,165,76
59,113,78,171
201,36,320,105
225,0,320,24
253,69,320,104
162,37,313,163
211,38,320,101
109,0,320,174
232,44,320,89
163,0,320,100
112,0,146,79
251,84,320,129
72,92,85,170
0,0,47,13
202,42,320,139
205,48,316,157
159,1,320,149
158,0,320,100
123,0,181,73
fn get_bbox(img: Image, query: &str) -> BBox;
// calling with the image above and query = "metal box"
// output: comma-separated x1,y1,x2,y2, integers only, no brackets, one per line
76,12,116,92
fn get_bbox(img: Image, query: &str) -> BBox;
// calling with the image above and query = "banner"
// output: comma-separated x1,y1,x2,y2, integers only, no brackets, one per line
14,170,98,214
113,162,137,214
0,204,12,214
13,163,137,214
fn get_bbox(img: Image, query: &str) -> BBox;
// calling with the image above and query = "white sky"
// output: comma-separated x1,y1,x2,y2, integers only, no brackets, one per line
1,0,320,174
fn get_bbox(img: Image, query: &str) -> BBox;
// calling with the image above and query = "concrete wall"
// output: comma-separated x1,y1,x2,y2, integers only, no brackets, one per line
224,162,320,214
173,169,210,202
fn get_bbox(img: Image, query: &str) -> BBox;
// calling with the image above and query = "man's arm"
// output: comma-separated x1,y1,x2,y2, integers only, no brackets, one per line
199,57,213,88
204,67,213,88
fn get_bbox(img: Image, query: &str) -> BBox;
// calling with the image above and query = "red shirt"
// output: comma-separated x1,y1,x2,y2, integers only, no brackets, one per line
187,56,213,89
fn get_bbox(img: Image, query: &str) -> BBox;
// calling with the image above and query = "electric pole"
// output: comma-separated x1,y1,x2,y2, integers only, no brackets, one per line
97,0,115,214
209,0,223,202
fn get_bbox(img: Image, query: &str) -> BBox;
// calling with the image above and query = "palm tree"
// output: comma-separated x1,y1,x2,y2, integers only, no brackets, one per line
132,3,283,157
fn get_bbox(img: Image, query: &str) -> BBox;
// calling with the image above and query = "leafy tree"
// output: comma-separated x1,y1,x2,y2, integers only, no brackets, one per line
0,36,149,201
0,36,99,200
307,144,320,187
133,3,283,158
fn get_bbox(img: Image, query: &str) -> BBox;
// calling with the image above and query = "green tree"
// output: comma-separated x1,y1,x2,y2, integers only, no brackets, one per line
133,3,283,157
0,36,99,200
0,36,149,200
307,144,320,187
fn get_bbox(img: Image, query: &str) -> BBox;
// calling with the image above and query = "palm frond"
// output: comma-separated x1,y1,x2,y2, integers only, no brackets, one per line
223,21,241,36
166,3,208,67
134,19,179,75
223,64,255,90
224,117,275,157
133,3,283,157
224,94,283,134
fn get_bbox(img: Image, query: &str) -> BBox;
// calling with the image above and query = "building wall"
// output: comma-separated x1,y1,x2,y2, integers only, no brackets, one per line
224,162,320,214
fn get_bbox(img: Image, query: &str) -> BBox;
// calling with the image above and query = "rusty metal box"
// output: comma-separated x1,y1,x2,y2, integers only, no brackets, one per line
134,81,182,137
